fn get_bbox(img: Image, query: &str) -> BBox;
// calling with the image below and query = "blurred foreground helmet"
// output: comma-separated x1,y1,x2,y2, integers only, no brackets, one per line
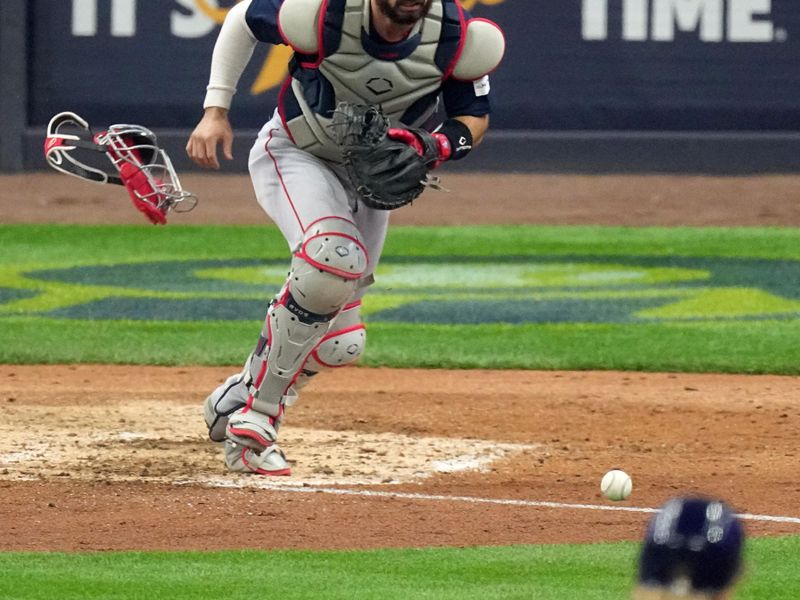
637,497,744,596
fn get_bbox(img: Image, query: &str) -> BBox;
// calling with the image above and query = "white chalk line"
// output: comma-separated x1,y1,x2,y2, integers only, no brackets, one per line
183,480,800,525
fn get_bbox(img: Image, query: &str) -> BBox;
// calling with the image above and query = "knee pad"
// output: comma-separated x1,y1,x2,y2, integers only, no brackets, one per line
290,217,369,314
249,218,368,411
307,301,366,370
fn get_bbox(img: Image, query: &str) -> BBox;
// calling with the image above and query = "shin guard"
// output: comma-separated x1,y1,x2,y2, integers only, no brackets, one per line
226,217,368,451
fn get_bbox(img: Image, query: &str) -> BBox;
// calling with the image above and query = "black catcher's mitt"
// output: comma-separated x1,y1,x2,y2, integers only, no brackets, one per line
330,103,440,210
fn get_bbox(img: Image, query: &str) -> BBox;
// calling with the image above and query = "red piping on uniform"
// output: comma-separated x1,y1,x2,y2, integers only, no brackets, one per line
342,300,362,311
277,77,297,145
265,128,305,232
452,18,505,82
442,0,468,80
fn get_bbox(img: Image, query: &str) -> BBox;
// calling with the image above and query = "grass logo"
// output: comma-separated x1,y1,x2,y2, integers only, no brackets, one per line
0,226,796,371
1,255,798,325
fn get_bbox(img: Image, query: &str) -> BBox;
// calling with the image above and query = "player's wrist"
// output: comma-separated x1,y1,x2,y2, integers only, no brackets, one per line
203,87,234,112
436,119,473,161
203,106,230,119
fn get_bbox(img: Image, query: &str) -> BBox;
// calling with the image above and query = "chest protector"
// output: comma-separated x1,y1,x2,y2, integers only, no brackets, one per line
278,0,462,162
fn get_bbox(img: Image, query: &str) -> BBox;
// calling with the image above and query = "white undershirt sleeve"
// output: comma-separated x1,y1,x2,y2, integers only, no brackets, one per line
203,0,260,110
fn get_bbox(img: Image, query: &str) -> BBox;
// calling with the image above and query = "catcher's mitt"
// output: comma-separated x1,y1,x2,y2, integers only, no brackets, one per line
330,103,440,210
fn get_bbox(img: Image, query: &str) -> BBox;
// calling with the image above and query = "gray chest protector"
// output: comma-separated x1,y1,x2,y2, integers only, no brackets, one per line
278,0,448,162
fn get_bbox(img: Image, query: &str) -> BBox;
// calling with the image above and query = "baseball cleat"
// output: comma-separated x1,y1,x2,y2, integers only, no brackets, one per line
224,440,291,476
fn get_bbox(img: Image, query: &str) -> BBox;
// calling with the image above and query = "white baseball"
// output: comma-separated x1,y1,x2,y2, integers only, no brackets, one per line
601,469,632,501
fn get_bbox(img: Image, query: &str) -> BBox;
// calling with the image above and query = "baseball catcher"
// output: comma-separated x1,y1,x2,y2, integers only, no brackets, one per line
188,0,505,476
45,111,197,224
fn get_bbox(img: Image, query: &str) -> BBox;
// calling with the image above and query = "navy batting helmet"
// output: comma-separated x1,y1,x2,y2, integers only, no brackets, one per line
637,497,744,595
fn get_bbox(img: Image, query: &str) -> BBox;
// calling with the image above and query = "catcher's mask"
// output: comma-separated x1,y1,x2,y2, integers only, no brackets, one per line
44,111,197,216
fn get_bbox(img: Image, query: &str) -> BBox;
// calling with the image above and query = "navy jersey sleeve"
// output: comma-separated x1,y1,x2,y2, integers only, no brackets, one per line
442,78,492,118
439,7,492,118
245,0,285,45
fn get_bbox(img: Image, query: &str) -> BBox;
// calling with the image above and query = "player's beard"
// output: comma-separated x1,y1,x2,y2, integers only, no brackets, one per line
375,0,433,26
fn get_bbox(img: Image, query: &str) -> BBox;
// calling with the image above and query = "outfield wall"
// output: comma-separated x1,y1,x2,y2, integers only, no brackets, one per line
3,0,800,173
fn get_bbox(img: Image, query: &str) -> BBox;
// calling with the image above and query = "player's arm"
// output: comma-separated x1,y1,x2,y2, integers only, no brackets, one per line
385,93,492,169
452,114,490,147
435,16,503,161
186,1,259,169
387,17,503,166
187,0,292,169
386,80,493,168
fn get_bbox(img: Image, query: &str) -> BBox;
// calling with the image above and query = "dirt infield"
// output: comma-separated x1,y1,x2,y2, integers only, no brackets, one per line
1,365,799,552
0,171,798,552
2,172,800,226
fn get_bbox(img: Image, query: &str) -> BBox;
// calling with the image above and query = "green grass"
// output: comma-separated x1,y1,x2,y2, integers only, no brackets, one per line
2,224,799,263
1,318,797,374
1,537,798,600
1,223,799,595
0,224,798,372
